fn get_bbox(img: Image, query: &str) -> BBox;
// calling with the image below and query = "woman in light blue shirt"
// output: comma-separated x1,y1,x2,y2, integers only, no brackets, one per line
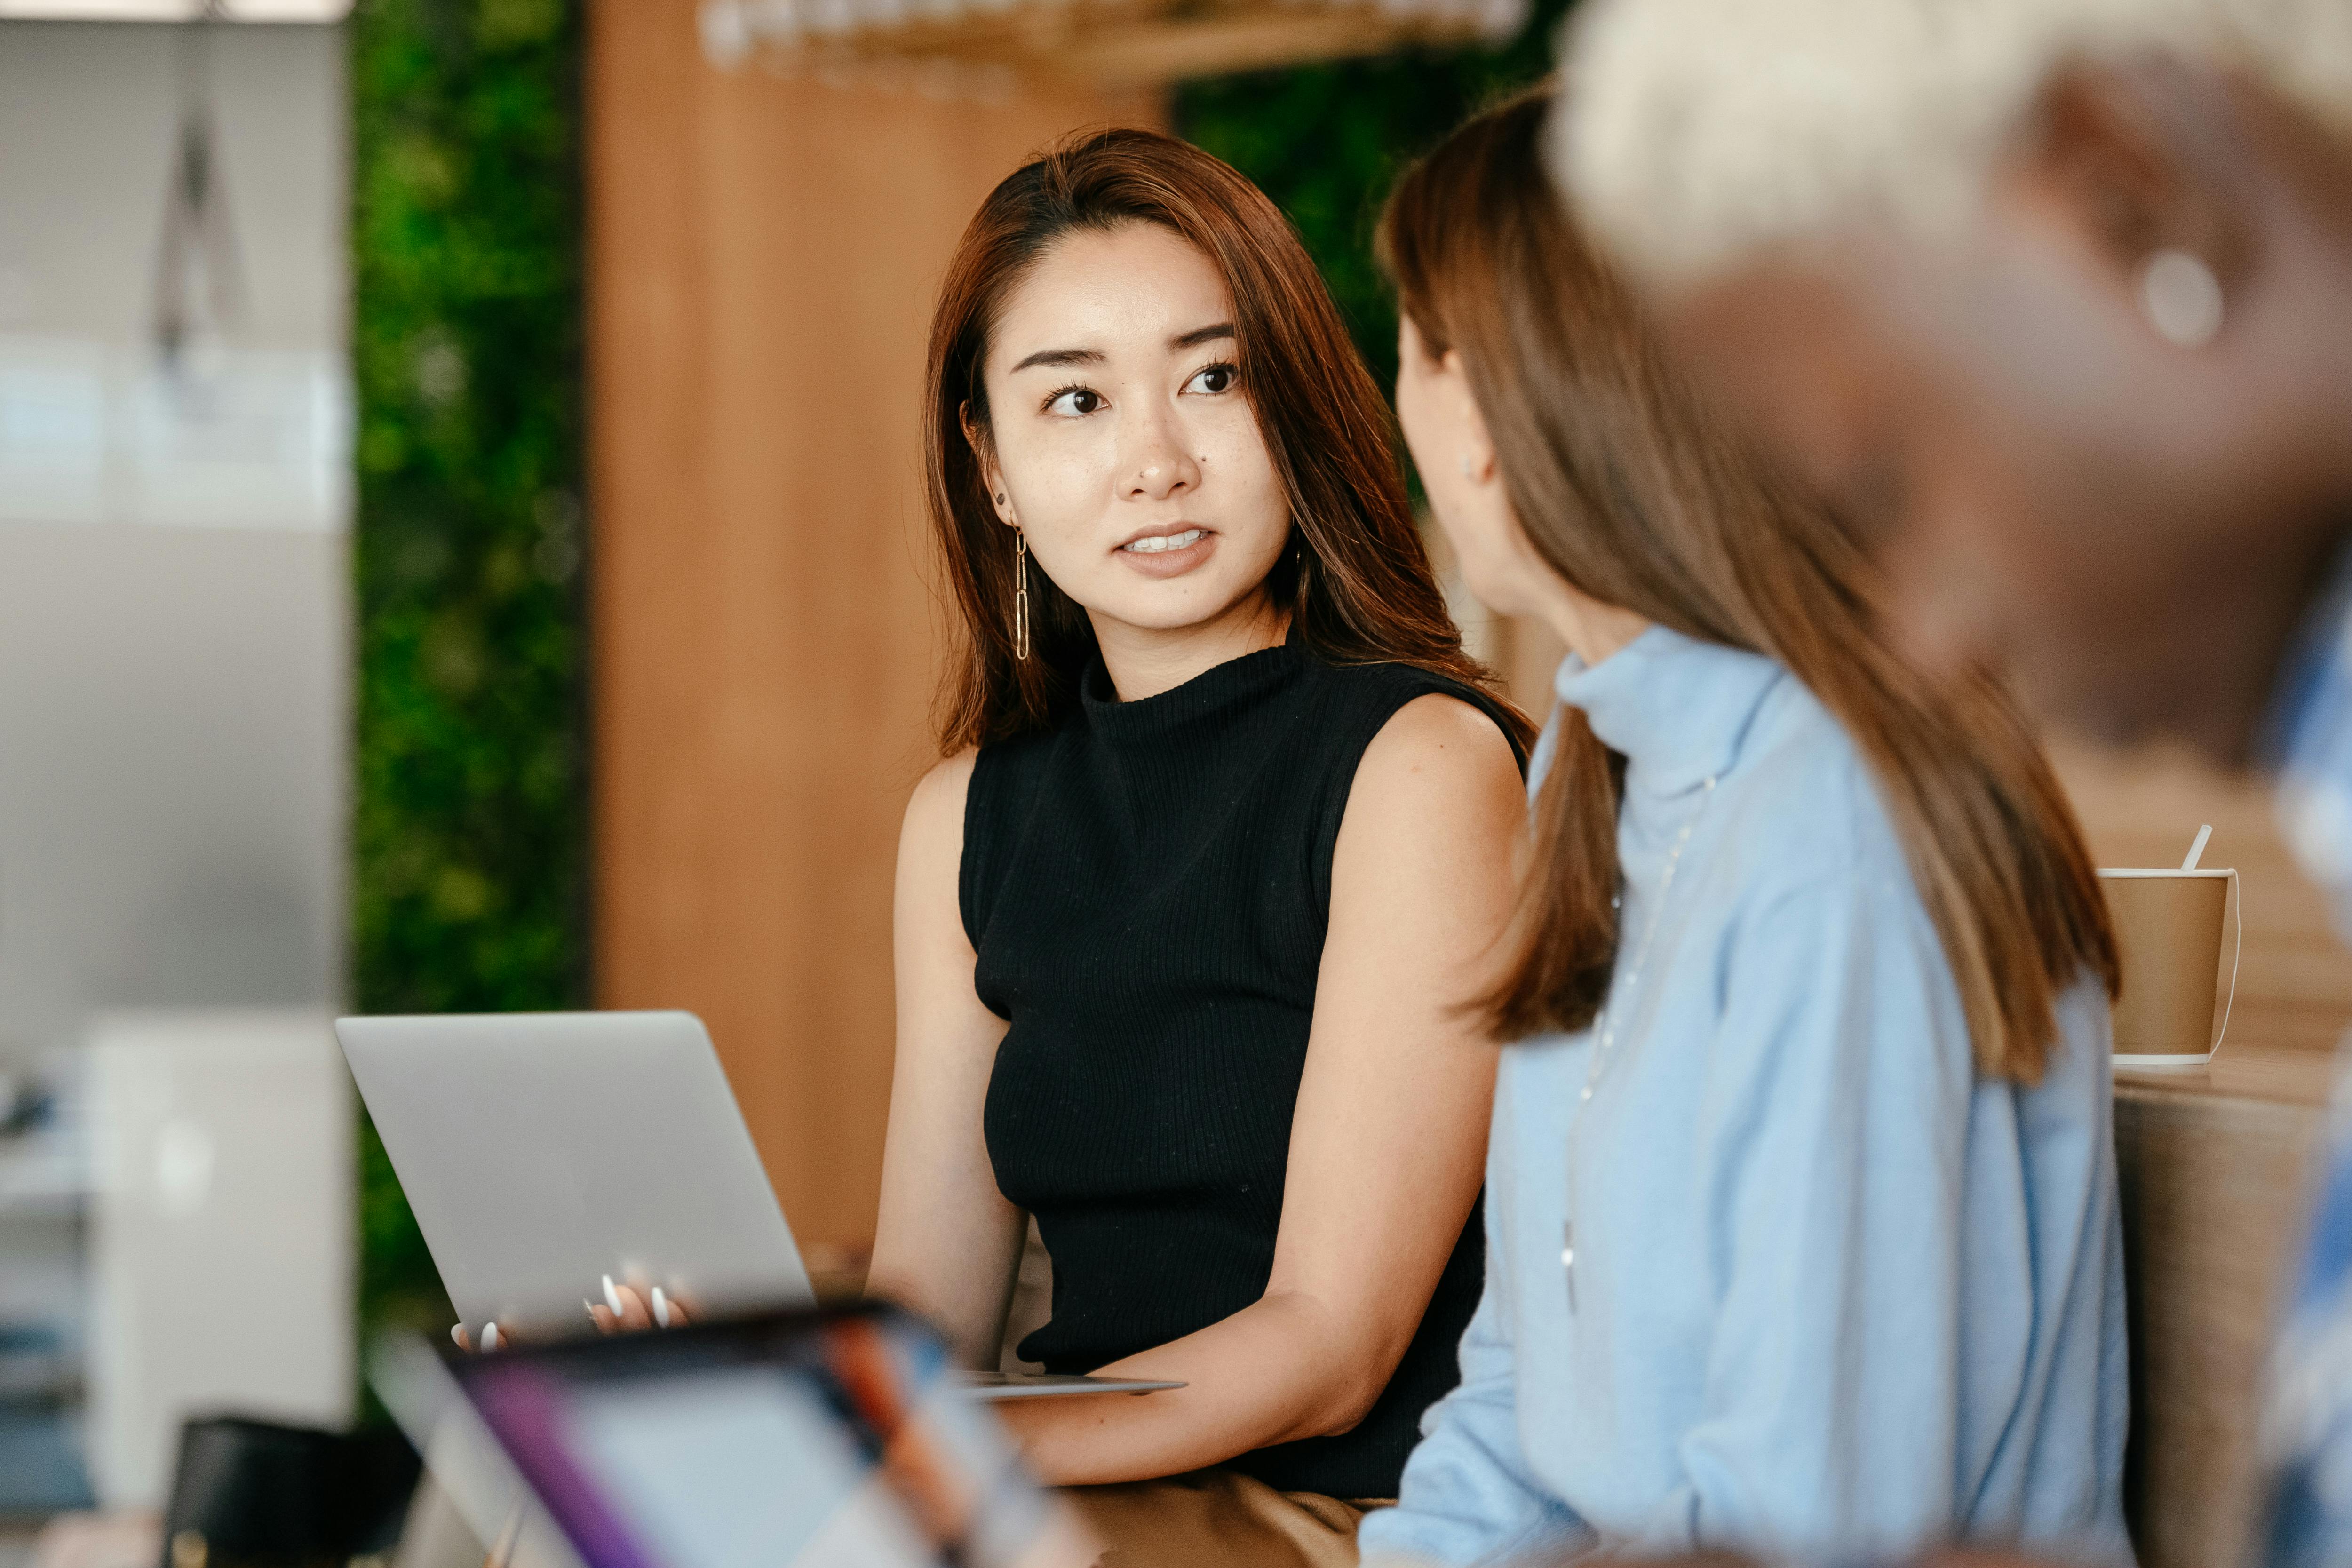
1360,93,2132,1567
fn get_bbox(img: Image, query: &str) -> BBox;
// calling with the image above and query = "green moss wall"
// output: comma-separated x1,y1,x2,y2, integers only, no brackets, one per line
1176,0,1574,393
351,0,588,1341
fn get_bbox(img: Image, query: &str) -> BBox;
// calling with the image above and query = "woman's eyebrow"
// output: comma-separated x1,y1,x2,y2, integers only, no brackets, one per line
1008,345,1104,374
1007,322,1233,375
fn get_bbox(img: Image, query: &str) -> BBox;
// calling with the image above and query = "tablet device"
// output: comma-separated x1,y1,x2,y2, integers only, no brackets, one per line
443,1303,1093,1568
338,1011,814,1335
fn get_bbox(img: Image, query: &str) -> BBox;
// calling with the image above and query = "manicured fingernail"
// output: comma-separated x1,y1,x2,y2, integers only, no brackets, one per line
481,1322,501,1351
602,1275,624,1315
451,1324,466,1348
651,1287,671,1328
585,1299,598,1323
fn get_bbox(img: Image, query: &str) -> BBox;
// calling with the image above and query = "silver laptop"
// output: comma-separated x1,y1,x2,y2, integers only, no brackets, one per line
339,1010,1176,1401
340,1011,815,1335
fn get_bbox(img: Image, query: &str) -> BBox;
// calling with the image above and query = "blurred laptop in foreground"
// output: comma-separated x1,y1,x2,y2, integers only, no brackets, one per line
377,1300,1099,1568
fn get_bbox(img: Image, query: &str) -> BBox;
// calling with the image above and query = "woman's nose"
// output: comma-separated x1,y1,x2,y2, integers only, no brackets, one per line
1124,410,1200,500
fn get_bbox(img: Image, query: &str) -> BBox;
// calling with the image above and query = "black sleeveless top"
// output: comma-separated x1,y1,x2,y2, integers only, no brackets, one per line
962,634,1520,1500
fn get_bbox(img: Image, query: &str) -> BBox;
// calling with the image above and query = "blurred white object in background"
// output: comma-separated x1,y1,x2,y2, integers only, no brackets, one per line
697,0,1530,82
24,1510,159,1568
0,4,350,20
83,1010,351,1508
0,336,350,531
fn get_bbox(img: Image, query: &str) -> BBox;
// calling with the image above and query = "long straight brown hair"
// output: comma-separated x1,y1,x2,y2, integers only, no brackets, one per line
926,127,1532,756
1380,92,2117,1080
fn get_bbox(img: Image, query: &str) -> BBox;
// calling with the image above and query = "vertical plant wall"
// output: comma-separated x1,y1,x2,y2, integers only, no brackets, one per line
350,0,588,1342
1177,0,1574,394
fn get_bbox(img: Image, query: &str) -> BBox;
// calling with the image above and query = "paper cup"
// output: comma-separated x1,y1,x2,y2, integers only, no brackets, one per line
2098,868,2241,1068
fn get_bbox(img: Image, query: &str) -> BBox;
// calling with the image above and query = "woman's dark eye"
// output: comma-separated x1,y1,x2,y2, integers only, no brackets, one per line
1045,387,1102,417
1187,363,1237,395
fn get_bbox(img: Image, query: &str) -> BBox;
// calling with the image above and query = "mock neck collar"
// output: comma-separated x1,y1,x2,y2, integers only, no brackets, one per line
1079,627,1306,741
1553,624,1783,796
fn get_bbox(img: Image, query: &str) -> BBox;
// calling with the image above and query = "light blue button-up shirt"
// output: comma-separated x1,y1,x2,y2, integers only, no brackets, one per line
1360,627,2131,1568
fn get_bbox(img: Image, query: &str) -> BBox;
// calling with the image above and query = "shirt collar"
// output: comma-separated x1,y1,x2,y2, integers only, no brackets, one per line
1553,624,1784,797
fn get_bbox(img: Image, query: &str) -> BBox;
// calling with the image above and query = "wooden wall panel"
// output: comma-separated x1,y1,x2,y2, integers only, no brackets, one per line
588,1,1159,1253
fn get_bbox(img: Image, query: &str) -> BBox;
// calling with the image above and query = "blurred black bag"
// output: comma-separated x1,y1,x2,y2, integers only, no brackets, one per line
159,1416,421,1568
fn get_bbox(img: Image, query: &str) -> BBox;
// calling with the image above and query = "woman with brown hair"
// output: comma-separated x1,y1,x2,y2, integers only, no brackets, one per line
865,127,1532,1563
1357,94,2131,1567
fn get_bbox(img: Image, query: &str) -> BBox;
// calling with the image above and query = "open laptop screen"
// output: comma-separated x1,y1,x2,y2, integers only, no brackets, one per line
445,1303,1076,1568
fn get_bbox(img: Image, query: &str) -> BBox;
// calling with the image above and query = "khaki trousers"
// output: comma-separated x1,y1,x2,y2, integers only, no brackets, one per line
1061,1469,1388,1568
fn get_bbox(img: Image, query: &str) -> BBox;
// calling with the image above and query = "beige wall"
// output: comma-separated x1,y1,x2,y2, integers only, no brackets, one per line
589,0,1158,1253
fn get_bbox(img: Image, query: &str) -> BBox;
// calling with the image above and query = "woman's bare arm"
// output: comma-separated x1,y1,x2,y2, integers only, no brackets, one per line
867,751,1029,1371
994,694,1524,1485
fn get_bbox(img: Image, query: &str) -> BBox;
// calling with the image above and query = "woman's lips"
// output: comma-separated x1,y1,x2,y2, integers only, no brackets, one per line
1114,527,1216,579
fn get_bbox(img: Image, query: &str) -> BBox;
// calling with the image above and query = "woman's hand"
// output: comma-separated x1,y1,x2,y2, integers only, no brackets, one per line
587,1275,696,1333
446,1275,696,1352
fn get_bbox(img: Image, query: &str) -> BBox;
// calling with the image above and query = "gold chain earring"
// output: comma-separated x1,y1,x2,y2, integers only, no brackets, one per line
1013,531,1032,661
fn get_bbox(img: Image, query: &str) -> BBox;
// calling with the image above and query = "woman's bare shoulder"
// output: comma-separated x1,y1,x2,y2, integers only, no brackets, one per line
899,748,980,871
1356,692,1524,801
1335,691,1526,871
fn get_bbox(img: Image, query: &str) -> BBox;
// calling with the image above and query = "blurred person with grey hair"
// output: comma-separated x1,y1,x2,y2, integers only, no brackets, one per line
1553,0,2352,854
1551,6,2352,1567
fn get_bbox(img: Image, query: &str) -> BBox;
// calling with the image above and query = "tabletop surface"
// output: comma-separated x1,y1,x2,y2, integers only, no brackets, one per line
2116,1040,2338,1111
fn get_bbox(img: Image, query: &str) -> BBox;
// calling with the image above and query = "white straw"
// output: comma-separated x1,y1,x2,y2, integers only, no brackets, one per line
2182,824,2214,871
